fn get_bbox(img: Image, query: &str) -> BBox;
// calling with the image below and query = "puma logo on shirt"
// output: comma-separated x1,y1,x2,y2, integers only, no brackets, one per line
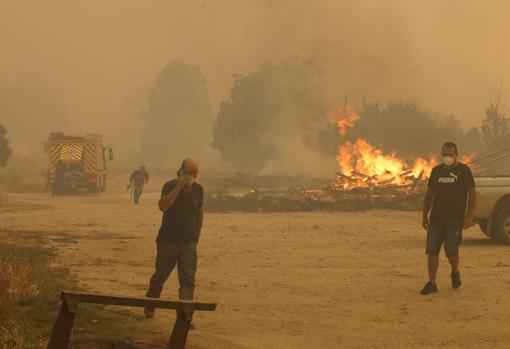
449,172,459,181
438,172,461,184
428,162,475,222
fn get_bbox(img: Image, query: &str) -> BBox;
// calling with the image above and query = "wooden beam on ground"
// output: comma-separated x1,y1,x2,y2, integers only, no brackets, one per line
351,170,370,178
336,172,358,182
46,291,217,349
61,291,217,311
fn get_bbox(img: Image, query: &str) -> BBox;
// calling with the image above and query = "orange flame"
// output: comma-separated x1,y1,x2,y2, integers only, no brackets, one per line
330,106,360,136
330,106,438,190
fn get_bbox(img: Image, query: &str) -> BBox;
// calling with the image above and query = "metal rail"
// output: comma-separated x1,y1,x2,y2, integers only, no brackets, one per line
469,146,510,174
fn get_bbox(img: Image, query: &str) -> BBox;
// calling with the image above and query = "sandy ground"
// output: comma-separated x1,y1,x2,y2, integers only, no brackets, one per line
2,190,510,349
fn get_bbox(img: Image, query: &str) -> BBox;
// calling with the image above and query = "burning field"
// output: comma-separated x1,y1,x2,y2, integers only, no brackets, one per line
207,106,474,212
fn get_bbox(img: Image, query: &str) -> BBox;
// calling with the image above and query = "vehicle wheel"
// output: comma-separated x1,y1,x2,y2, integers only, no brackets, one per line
492,207,510,245
478,219,488,235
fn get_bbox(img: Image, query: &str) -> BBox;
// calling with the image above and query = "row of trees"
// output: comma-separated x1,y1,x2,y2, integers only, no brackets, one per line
140,58,336,171
141,57,510,172
2,58,508,173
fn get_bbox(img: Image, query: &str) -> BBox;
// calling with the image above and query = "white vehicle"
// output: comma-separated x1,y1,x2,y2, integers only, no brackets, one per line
471,147,510,244
474,176,510,244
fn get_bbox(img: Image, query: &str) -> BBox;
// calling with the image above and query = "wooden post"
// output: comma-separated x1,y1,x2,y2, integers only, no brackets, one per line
168,304,194,349
47,294,79,349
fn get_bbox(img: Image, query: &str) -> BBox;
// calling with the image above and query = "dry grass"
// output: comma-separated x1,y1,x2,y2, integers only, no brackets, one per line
0,256,43,349
0,257,40,302
0,232,151,349
0,233,64,349
0,326,46,349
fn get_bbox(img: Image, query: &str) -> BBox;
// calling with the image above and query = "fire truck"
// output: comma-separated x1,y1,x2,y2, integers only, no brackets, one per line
45,132,113,193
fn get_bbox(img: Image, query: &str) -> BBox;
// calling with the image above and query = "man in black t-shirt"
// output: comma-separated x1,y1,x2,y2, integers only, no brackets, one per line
144,158,204,318
420,142,476,295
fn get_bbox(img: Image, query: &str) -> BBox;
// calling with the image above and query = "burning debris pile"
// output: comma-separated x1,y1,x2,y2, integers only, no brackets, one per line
332,168,425,192
299,106,437,203
294,107,437,206
327,106,436,193
206,106,474,212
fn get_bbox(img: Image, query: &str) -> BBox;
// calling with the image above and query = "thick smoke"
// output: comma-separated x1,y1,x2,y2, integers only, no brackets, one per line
1,0,509,171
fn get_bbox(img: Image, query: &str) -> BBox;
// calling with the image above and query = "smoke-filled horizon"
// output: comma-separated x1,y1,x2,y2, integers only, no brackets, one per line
1,0,510,165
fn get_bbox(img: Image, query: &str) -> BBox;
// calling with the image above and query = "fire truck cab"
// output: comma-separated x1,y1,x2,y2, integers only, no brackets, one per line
45,132,113,193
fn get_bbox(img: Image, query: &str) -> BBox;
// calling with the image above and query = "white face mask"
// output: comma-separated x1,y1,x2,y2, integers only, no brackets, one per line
442,156,456,166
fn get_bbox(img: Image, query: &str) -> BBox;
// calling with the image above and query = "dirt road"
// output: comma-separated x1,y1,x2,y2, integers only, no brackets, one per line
1,191,510,348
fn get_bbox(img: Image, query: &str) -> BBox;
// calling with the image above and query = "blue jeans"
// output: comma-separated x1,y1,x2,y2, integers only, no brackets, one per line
426,220,462,257
146,241,197,300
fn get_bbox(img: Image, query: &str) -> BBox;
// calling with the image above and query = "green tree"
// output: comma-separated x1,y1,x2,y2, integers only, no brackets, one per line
141,60,213,164
212,58,332,172
0,123,13,167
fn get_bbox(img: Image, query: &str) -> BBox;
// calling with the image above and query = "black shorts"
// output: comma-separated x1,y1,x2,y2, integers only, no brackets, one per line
426,220,462,257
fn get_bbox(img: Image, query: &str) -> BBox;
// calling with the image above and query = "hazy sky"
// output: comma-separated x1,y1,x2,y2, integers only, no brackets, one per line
2,0,510,151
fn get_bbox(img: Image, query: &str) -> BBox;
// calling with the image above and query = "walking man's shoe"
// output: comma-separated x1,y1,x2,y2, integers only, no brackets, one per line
420,281,438,295
451,271,461,289
144,306,155,318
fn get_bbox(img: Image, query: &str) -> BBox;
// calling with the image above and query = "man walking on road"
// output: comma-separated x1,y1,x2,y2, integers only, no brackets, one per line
129,165,149,204
145,158,204,318
421,142,476,295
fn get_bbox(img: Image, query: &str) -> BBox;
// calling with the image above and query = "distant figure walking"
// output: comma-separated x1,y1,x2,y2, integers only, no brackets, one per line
144,158,204,318
53,160,66,197
129,165,149,204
